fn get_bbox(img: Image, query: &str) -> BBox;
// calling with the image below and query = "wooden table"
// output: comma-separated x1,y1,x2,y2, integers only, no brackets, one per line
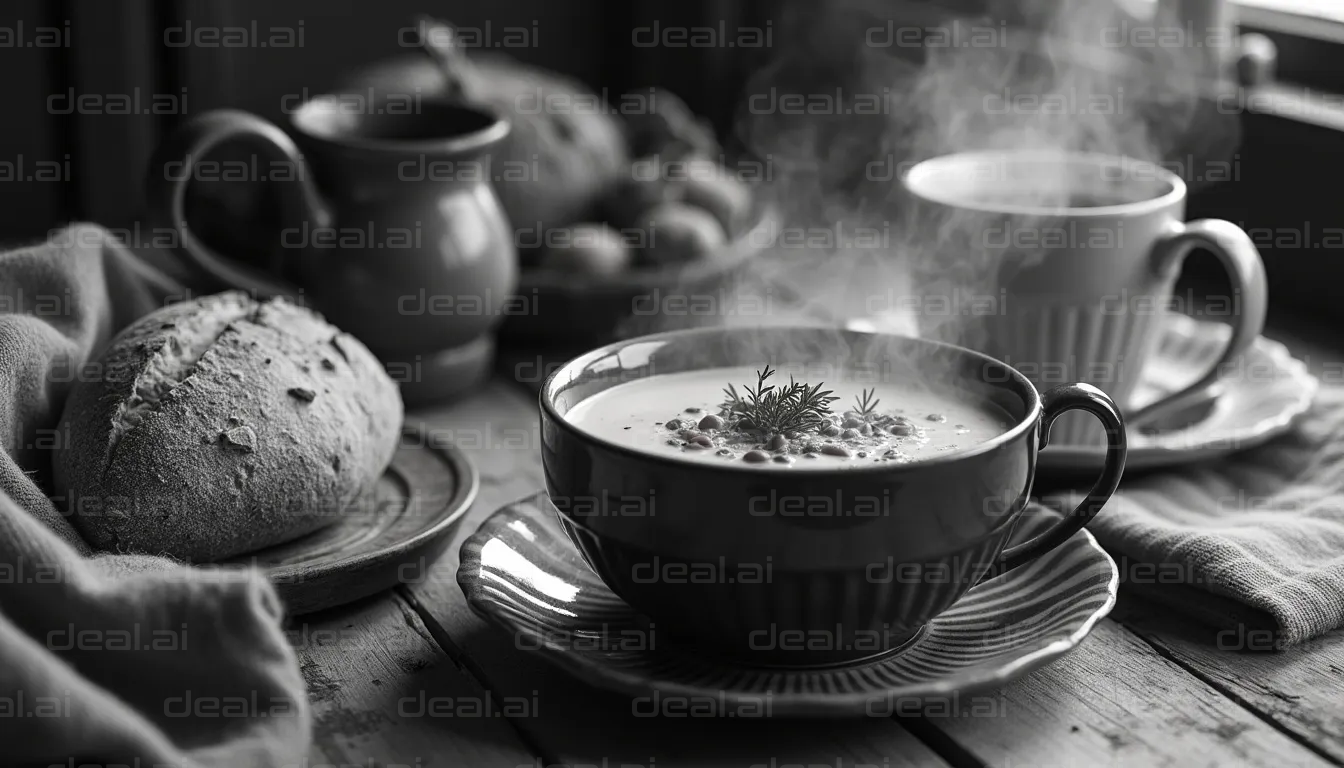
293,333,1344,768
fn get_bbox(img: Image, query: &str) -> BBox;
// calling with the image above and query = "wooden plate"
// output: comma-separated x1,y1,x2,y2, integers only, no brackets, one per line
228,425,479,615
500,199,781,345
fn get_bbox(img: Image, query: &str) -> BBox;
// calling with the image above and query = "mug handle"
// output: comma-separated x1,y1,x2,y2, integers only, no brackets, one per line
996,383,1127,573
144,109,333,298
1127,219,1268,428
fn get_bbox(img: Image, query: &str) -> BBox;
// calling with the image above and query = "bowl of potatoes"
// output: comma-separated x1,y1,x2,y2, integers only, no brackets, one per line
502,90,779,345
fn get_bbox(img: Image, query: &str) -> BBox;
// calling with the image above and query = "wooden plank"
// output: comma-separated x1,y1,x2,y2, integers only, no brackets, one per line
69,0,160,226
172,0,609,122
921,618,1333,768
0,0,64,238
170,0,247,114
1097,316,1344,765
402,380,950,767
1264,316,1344,386
1112,595,1344,764
409,378,547,509
291,591,538,767
402,376,1344,767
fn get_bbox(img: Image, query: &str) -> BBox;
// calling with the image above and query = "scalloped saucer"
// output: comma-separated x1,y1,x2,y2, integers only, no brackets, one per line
847,313,1317,473
1040,314,1317,472
458,492,1119,718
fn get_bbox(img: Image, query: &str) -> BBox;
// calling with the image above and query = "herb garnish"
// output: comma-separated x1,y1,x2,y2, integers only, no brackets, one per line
721,366,839,435
853,387,880,417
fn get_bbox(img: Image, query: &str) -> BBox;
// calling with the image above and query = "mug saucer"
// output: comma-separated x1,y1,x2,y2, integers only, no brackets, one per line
1040,314,1318,473
457,492,1118,718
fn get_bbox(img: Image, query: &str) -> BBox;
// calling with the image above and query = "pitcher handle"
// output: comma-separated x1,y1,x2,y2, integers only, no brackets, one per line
996,383,1127,573
145,109,332,298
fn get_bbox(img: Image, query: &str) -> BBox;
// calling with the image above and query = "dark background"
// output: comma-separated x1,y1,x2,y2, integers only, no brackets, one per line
0,0,1340,321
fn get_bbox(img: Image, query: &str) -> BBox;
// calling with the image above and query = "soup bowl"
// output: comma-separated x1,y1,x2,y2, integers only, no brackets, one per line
540,326,1125,666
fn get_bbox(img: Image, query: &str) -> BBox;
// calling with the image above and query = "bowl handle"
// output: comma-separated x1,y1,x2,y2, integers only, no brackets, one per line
145,109,333,298
996,383,1127,573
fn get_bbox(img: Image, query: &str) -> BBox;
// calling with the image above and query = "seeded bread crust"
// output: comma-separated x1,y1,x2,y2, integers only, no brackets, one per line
53,292,403,562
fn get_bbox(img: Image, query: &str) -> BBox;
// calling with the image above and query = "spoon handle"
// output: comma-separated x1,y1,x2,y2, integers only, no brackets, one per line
414,16,477,101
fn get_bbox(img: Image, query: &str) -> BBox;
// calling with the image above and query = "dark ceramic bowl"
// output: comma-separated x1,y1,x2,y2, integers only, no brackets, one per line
540,326,1126,666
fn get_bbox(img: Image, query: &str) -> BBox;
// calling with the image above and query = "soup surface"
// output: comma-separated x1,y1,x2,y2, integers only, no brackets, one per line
564,366,1015,468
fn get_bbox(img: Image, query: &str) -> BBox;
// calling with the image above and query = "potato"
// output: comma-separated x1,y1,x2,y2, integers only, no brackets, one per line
600,173,684,231
681,164,753,236
539,223,631,276
640,203,727,267
624,88,718,158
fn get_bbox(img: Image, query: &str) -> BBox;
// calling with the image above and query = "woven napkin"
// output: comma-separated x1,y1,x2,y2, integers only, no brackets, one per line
0,224,309,765
1045,385,1344,647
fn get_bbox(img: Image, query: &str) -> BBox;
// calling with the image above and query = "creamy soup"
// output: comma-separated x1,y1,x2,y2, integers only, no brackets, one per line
564,366,1015,468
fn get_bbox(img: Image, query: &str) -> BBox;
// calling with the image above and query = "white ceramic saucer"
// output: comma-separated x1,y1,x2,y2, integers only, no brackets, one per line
1040,314,1317,472
847,313,1317,473
457,493,1118,718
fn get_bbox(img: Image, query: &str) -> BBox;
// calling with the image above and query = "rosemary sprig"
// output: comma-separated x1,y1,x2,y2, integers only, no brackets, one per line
853,387,880,417
721,382,746,415
724,366,838,435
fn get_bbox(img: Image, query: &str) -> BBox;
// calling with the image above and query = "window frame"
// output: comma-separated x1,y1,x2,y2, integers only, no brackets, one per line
1237,1,1344,92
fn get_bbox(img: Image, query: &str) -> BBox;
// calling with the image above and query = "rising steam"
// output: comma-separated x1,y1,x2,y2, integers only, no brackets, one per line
643,0,1239,364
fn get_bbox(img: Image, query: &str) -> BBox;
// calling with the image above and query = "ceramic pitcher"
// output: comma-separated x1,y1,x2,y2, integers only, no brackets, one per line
145,95,516,403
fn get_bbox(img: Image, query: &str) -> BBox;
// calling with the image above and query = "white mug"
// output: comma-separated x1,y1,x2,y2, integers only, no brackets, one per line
902,150,1267,445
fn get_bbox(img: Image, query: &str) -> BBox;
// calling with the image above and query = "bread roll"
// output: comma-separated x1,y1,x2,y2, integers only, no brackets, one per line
54,292,403,561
